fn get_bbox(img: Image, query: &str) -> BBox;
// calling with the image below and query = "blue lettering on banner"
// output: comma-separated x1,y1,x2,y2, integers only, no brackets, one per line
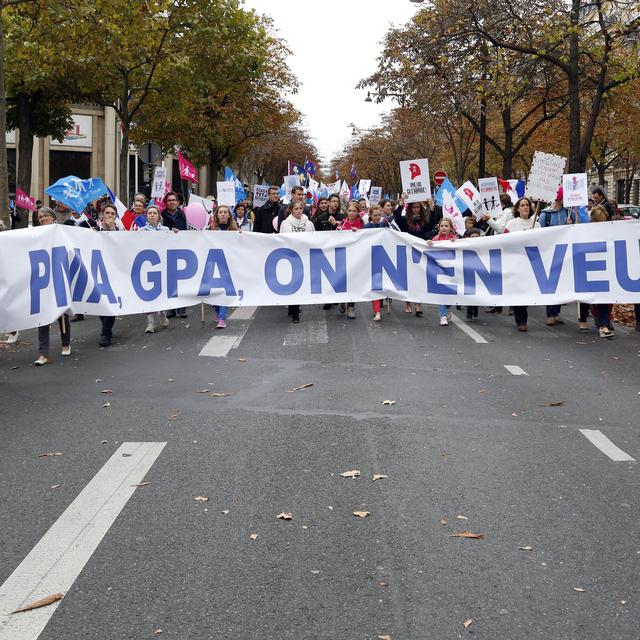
525,244,567,294
29,249,50,314
86,250,117,303
462,249,503,295
572,241,609,292
264,249,304,295
614,239,640,292
371,246,407,292
426,249,456,295
51,246,88,305
167,249,198,298
131,250,162,302
198,249,237,296
310,248,347,294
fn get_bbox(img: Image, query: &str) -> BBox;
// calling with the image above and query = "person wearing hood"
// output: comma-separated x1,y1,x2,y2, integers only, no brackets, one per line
279,201,314,322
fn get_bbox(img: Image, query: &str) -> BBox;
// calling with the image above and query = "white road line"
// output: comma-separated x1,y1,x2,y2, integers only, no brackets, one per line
198,306,256,357
0,442,166,639
504,365,528,376
283,319,329,346
578,430,636,462
449,312,489,344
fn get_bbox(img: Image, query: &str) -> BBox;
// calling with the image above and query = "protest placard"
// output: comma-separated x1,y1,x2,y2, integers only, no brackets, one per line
216,181,236,207
456,181,484,221
400,159,431,203
369,186,383,204
562,173,589,207
253,184,270,208
526,151,566,202
151,166,168,199
358,179,371,195
477,177,502,218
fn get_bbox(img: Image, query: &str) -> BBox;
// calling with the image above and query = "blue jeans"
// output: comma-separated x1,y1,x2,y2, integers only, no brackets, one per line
594,304,610,328
213,305,227,320
546,304,561,318
439,304,450,317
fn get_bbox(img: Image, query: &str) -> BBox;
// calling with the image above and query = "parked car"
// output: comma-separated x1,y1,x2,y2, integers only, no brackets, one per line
618,204,640,218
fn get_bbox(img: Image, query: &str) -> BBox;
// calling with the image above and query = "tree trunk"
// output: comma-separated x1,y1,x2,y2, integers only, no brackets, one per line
501,108,514,178
0,4,11,230
597,164,605,187
208,148,220,197
16,92,34,227
119,125,129,203
567,0,582,172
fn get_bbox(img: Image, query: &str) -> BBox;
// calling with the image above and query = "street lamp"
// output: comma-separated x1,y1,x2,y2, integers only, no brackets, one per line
364,90,406,107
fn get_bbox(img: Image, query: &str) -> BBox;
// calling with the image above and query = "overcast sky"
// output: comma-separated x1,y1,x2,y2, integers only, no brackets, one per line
244,0,418,167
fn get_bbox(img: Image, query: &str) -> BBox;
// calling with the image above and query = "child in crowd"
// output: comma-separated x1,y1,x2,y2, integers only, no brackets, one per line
337,201,363,318
139,206,170,333
208,206,238,328
427,218,458,326
364,205,389,321
463,227,482,321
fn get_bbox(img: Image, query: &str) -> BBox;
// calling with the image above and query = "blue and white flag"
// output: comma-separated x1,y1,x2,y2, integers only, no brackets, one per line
435,177,468,213
45,176,108,213
224,167,247,204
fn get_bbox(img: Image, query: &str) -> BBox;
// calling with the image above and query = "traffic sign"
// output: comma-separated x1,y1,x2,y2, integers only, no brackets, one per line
137,142,162,166
434,170,448,186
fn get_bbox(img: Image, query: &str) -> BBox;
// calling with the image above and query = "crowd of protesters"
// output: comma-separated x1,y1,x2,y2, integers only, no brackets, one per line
2,183,639,366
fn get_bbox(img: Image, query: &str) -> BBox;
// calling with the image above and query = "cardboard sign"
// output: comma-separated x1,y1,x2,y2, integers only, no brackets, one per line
151,166,168,199
253,184,270,208
188,193,214,213
526,151,566,202
455,181,484,221
562,173,588,207
283,175,300,205
326,180,341,196
369,186,383,204
477,177,502,218
358,179,371,195
216,181,236,207
400,158,431,203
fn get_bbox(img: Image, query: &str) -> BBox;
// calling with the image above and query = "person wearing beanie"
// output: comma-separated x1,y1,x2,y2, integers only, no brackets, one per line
539,186,576,326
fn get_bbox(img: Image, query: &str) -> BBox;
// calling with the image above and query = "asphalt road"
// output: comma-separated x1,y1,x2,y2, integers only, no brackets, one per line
0,302,638,640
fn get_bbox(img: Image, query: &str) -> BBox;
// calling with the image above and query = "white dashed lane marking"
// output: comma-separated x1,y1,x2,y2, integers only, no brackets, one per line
448,312,489,344
504,365,528,376
579,429,636,462
198,306,256,357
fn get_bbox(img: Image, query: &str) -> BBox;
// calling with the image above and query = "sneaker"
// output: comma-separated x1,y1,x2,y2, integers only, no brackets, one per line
415,305,423,317
373,312,381,322
578,321,589,332
554,316,565,325
158,313,169,328
34,355,48,366
99,335,111,347
61,346,71,357
145,320,156,334
322,303,332,310
177,310,188,318
216,319,226,329
346,307,356,319
291,314,300,324
466,314,473,322
546,318,557,326
517,325,528,332
6,332,19,344
339,303,346,313
599,326,614,339
70,314,84,322
166,310,176,318
440,316,449,326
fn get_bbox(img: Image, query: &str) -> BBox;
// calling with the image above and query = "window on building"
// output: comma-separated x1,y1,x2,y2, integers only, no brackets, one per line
7,149,16,196
617,179,626,204
49,151,91,188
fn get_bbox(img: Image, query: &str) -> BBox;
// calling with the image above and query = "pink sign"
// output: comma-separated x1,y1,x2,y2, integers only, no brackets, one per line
15,188,37,211
178,152,199,184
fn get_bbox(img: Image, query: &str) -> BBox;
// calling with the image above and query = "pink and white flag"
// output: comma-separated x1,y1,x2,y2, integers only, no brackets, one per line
15,188,37,211
178,152,199,184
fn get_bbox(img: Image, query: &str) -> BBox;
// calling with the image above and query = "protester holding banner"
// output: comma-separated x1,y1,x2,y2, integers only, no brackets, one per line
96,205,119,347
326,194,345,230
277,186,310,231
161,192,188,318
253,186,281,233
233,203,253,232
130,199,148,229
338,201,364,231
63,208,97,229
312,197,333,231
505,197,540,331
33,207,71,365
364,206,390,321
280,201,315,323
427,218,458,326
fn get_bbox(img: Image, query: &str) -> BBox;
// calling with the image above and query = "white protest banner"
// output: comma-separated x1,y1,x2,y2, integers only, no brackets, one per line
562,173,589,207
151,166,168,199
455,181,484,221
478,177,502,218
369,186,383,204
216,181,236,207
253,184,270,208
358,179,371,195
188,193,214,213
2,222,640,332
308,178,319,194
339,180,351,201
526,151,566,202
442,189,466,236
326,181,341,196
400,158,431,203
283,175,299,205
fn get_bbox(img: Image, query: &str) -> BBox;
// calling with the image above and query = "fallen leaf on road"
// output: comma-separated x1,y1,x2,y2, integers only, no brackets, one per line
101,440,108,444
573,587,586,592
221,510,230,515
103,402,111,408
287,383,314,392
50,484,61,489
194,496,209,502
100,389,112,394
277,512,293,520
451,531,484,539
575,341,588,345
168,413,178,420
327,506,334,510
198,389,210,393
440,518,448,525
153,630,163,636
378,636,392,640
511,412,519,417
238,358,247,362
131,482,150,488
479,389,486,393
381,399,396,406
519,545,533,551
11,593,63,614
373,474,388,481
249,533,258,540
378,581,388,587
340,469,361,478
353,511,370,518
95,379,102,383
168,378,174,382
38,452,63,458
209,392,232,397
456,515,468,520
539,401,565,407
463,619,473,628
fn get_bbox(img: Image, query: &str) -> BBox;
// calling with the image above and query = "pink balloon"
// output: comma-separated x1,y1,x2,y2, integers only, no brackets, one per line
184,202,209,230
